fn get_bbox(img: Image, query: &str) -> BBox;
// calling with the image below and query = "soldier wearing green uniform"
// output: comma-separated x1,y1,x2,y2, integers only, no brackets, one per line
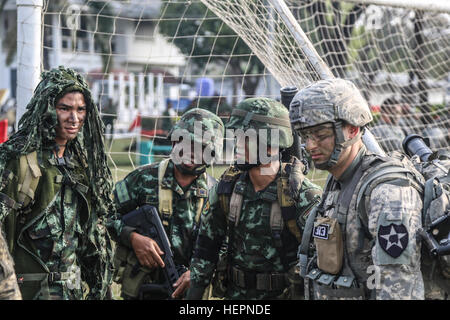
0,67,114,300
108,108,224,299
186,98,322,300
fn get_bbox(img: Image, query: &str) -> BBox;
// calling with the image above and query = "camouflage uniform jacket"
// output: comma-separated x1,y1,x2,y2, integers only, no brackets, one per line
307,146,424,300
189,163,322,299
0,229,21,299
109,159,212,270
0,147,112,300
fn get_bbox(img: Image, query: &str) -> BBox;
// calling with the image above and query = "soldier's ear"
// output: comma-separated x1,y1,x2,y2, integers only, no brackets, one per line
345,124,360,139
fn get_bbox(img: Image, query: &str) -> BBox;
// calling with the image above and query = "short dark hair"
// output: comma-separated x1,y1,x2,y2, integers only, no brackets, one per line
380,97,401,113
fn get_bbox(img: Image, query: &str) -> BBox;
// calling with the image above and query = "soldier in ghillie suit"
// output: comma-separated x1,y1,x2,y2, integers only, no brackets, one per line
186,98,322,300
0,230,21,299
0,66,114,299
291,78,425,300
108,108,224,300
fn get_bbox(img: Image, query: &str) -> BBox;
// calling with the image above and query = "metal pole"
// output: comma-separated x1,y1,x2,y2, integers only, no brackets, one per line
268,0,335,80
16,0,43,128
269,0,385,156
334,0,450,14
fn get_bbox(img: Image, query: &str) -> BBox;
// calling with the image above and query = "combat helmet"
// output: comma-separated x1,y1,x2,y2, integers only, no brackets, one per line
169,108,224,175
289,78,373,169
226,97,293,170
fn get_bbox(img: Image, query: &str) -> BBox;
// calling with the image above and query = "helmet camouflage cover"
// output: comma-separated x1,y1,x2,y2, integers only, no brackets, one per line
289,78,373,131
170,108,224,153
226,97,293,149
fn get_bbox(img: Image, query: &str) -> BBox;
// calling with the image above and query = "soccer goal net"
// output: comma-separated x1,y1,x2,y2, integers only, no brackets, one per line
37,0,449,183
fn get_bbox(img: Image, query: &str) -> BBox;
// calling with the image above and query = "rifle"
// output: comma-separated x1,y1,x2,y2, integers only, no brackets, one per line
122,204,186,298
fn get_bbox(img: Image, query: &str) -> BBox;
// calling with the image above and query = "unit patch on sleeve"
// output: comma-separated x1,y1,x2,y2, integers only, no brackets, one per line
377,223,409,258
115,180,131,204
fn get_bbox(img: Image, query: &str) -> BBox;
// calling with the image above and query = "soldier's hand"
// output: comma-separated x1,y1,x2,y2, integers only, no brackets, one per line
130,232,165,269
172,270,190,299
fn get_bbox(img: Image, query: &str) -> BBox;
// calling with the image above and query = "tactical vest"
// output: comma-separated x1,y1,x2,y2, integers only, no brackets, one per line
0,152,43,216
157,158,214,227
2,150,91,299
210,161,317,298
217,161,312,268
299,151,424,300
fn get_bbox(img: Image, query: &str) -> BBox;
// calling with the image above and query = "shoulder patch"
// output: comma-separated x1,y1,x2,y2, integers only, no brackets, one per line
115,180,131,204
378,223,409,258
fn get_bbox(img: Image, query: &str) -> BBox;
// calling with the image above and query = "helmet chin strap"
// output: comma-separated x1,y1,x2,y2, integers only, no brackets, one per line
316,121,362,170
234,152,280,171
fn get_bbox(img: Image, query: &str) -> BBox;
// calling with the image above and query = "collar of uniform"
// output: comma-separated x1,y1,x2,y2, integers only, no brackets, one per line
245,163,281,201
160,160,183,196
336,145,366,189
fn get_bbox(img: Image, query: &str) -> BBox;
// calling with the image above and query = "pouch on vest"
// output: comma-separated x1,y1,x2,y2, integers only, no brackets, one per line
210,246,228,299
112,244,129,283
313,216,343,275
120,250,152,298
17,151,42,208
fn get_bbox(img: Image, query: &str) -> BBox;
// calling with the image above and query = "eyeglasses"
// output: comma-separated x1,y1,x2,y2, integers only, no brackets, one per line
298,125,335,143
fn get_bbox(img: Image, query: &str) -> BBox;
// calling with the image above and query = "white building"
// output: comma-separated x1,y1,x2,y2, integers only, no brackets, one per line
0,0,186,101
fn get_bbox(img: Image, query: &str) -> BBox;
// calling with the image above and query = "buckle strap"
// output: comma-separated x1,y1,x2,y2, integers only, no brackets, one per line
56,174,89,195
17,271,72,283
229,266,287,291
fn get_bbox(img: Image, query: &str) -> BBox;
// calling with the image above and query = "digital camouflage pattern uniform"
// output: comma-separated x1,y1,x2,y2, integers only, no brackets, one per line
0,229,21,299
187,98,322,300
108,108,224,299
291,79,425,300
0,67,114,300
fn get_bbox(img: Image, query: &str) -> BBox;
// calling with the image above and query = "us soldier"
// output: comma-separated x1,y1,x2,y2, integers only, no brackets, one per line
0,66,114,299
108,108,224,299
370,97,406,152
291,78,425,300
0,230,21,299
186,98,322,300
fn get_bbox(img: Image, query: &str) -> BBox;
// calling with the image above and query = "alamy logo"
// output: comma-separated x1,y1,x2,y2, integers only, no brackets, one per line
366,265,381,290
170,121,282,175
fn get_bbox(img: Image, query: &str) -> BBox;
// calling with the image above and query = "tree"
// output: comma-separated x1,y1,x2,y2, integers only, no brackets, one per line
301,0,364,78
158,1,265,103
86,1,115,74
